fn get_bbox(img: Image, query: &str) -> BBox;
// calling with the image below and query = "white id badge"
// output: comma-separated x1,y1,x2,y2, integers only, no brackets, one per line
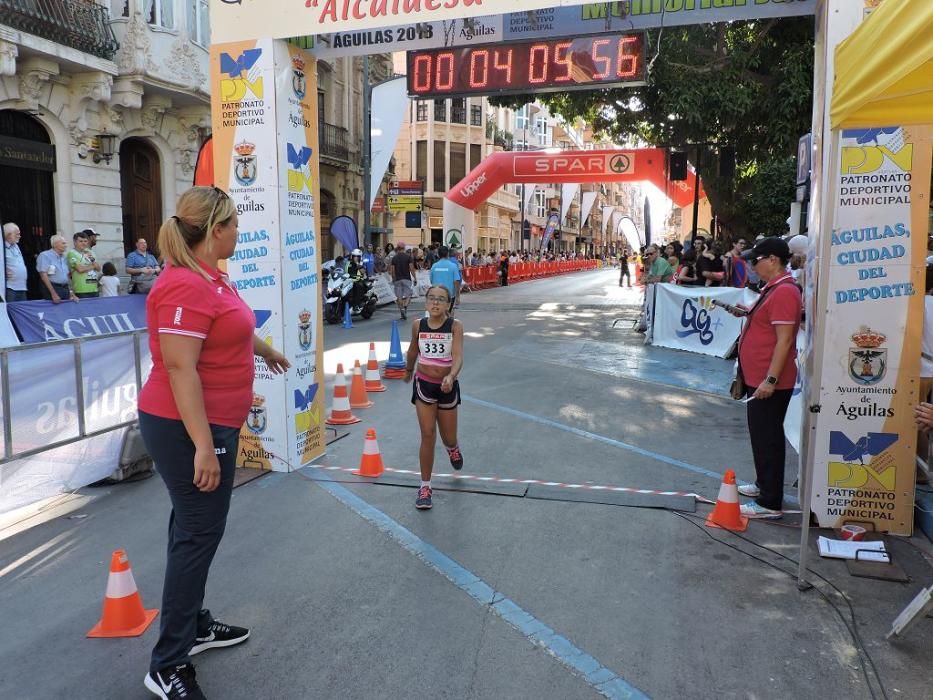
48,265,56,274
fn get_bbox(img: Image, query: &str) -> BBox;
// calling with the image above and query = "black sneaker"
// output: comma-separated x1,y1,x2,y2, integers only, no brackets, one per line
189,620,250,656
144,664,206,700
446,445,463,470
401,309,407,320
415,485,433,509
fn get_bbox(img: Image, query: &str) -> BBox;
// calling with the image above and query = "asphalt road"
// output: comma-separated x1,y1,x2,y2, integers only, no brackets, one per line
1,268,930,699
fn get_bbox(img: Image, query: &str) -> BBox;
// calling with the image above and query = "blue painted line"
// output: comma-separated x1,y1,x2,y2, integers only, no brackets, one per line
460,394,800,507
304,468,649,700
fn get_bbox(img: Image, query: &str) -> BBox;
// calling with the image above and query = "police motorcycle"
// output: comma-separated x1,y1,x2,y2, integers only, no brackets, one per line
322,251,377,324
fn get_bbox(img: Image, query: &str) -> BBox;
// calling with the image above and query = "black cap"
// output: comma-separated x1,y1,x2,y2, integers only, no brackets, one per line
743,236,790,262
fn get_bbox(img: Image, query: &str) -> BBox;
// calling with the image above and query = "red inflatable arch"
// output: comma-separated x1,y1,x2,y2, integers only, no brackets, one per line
443,148,702,251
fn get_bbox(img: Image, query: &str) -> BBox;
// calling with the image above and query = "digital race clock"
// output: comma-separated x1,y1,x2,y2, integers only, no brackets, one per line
406,33,646,99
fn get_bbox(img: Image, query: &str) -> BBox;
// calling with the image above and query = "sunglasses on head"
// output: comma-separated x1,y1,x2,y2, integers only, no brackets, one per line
207,186,230,229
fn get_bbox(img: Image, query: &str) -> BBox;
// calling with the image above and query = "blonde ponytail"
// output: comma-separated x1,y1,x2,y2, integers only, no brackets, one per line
157,186,236,279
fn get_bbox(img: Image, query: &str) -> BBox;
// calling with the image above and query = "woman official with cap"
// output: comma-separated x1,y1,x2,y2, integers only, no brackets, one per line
139,186,290,699
729,237,802,519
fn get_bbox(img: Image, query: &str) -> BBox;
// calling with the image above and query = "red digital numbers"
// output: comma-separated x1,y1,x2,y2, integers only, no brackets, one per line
407,33,644,97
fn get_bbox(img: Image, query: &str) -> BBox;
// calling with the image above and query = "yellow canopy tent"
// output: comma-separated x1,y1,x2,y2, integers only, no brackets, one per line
831,0,933,129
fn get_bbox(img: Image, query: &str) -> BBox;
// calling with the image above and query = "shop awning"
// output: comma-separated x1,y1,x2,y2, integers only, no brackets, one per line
831,0,933,129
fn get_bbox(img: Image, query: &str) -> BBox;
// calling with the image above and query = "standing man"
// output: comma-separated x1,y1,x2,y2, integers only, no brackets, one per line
430,245,462,316
36,235,77,303
619,247,631,288
126,237,162,294
361,243,376,277
390,243,415,320
3,222,28,301
499,250,510,286
68,231,101,298
724,237,749,287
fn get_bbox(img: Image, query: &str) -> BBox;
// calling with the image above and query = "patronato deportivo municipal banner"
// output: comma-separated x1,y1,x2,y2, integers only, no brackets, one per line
651,284,758,360
235,0,816,58
808,125,933,535
210,39,326,471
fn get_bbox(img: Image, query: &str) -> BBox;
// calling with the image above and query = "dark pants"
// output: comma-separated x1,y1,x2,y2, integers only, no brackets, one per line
500,267,508,286
619,267,630,286
41,282,69,300
5,288,26,301
139,411,240,672
75,291,99,299
745,388,793,510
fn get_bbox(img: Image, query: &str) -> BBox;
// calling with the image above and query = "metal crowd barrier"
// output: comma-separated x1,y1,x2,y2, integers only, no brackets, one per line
0,329,147,465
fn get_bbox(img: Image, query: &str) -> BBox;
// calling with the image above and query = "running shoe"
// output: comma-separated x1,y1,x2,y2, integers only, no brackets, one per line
144,664,206,700
189,619,250,656
737,484,761,498
446,445,463,470
739,502,782,519
415,485,433,509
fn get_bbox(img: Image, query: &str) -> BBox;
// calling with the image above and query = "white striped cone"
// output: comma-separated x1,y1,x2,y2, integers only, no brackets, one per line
364,342,386,392
326,364,361,425
353,428,384,477
87,549,158,637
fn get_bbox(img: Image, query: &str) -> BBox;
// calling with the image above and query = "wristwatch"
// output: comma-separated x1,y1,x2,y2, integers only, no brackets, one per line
765,375,778,385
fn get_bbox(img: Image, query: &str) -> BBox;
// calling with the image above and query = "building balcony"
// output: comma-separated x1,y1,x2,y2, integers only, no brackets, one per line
0,0,119,60
320,122,349,164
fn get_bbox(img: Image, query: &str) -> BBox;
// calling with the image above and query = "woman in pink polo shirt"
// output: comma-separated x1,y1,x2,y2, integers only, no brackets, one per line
138,186,289,700
731,237,802,520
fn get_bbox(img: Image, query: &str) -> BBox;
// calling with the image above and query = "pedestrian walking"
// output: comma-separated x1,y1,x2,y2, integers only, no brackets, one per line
390,242,414,320
729,237,802,519
404,284,464,510
138,186,290,700
619,248,631,287
429,245,461,316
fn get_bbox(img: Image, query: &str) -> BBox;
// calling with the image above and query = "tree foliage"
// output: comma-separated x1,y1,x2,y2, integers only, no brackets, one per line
495,17,814,237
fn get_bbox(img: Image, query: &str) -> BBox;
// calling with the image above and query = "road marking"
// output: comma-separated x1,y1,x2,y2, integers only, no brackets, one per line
301,465,713,504
302,469,649,700
460,394,799,506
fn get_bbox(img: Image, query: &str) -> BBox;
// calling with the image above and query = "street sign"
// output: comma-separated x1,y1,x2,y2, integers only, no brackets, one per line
387,195,423,211
372,196,386,213
405,211,422,229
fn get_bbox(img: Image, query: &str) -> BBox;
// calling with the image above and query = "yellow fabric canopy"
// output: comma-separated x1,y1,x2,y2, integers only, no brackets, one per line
831,0,933,129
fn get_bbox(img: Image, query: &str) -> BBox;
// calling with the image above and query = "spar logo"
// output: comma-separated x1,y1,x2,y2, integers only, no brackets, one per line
459,172,486,198
675,296,722,346
219,48,263,102
841,127,912,174
286,143,314,193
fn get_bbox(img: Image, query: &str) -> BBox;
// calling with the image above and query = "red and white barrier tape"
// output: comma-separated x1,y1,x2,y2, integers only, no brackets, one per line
305,465,714,504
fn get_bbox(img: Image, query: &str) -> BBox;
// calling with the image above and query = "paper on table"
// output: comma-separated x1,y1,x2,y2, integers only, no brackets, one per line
817,536,890,563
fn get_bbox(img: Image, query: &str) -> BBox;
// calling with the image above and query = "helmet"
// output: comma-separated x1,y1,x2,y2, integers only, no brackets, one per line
351,248,362,257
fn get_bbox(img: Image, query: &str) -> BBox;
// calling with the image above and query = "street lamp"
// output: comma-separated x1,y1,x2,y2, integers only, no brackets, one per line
93,133,117,164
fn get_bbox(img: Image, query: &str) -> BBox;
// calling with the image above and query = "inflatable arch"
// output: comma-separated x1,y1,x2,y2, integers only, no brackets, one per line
443,148,702,251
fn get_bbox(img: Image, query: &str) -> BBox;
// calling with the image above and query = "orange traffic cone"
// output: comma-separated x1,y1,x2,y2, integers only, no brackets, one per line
87,549,158,638
349,359,373,409
705,469,748,532
364,342,387,392
353,428,385,477
326,364,361,425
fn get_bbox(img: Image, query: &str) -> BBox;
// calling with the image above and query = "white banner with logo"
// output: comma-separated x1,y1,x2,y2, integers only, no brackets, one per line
807,125,932,534
211,39,326,471
0,335,150,514
651,284,759,359
372,273,397,306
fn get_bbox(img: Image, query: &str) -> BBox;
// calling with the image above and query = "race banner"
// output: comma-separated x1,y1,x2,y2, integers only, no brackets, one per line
5,296,146,344
808,125,933,534
0,334,149,514
540,213,560,251
300,2,816,59
210,39,326,471
651,284,759,359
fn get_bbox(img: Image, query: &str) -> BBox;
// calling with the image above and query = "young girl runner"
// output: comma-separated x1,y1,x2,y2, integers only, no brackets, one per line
404,284,464,510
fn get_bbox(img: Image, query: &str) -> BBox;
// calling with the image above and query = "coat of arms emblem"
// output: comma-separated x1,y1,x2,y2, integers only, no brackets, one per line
291,55,307,100
848,326,887,385
247,393,267,434
233,141,257,186
298,309,313,351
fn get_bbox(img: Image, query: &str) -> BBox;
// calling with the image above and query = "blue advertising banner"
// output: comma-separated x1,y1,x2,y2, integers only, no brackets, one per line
540,213,560,251
5,296,147,344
